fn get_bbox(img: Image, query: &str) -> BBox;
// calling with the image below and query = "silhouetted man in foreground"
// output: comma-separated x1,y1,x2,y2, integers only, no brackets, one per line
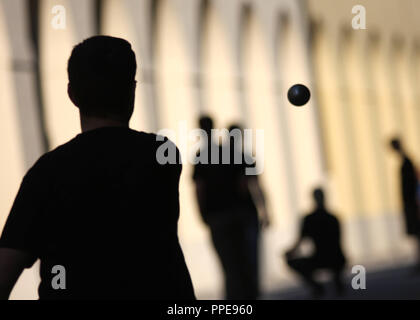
0,36,195,299
390,138,420,269
193,118,269,299
285,188,346,298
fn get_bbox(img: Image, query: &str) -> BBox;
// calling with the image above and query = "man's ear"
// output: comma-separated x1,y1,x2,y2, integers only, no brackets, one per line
67,83,79,107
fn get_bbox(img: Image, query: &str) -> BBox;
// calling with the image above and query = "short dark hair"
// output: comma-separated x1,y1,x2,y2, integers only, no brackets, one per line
199,115,213,134
313,187,325,205
228,124,242,132
390,137,402,151
67,36,137,121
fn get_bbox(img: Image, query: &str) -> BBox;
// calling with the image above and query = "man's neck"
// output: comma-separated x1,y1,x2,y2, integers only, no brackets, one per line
80,114,129,133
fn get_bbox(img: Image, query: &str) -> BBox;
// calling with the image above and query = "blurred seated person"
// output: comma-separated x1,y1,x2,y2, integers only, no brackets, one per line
284,188,346,298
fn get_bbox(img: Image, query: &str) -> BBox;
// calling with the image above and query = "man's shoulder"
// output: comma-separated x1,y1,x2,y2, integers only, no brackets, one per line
134,130,160,142
403,156,415,169
303,213,313,222
22,140,75,180
113,130,182,168
30,136,80,168
130,130,177,149
31,142,70,167
49,130,176,152
304,211,325,223
325,212,339,223
31,130,182,171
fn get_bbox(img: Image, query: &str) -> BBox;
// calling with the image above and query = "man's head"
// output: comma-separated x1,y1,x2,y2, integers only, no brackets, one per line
390,137,403,154
67,36,137,123
313,187,325,208
228,124,242,132
199,115,214,136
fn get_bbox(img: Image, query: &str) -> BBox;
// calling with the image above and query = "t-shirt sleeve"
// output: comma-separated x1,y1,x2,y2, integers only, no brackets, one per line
0,158,49,267
154,136,182,223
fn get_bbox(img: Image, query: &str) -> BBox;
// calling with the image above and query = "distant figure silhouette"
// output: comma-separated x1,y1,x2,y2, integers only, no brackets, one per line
192,118,269,299
390,138,420,269
285,188,346,298
0,36,195,300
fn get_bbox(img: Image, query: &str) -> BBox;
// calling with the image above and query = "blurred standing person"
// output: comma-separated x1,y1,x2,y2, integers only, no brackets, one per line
390,138,420,269
228,124,270,299
192,118,269,299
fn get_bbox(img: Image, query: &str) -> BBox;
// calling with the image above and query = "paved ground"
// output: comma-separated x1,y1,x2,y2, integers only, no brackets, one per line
263,263,420,300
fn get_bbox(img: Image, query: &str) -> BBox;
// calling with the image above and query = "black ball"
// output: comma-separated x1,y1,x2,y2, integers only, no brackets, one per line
287,84,311,106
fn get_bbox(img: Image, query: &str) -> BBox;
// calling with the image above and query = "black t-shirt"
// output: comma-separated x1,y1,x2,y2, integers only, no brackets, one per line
0,127,195,300
401,157,420,235
301,209,345,265
401,157,418,207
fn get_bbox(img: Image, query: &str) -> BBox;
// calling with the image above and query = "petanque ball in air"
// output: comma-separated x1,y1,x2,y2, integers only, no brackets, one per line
287,84,311,106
